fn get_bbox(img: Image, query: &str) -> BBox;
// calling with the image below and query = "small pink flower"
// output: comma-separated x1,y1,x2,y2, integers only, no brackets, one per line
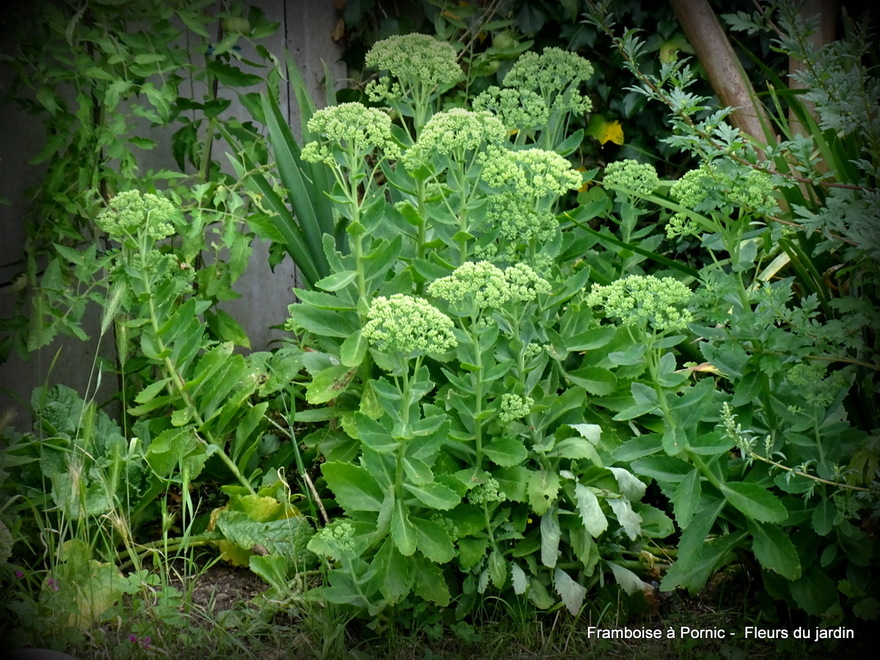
14,570,23,579
46,578,59,592
141,636,151,649
129,634,138,643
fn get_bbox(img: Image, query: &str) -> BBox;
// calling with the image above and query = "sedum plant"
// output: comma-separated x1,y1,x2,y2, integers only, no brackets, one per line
275,38,672,620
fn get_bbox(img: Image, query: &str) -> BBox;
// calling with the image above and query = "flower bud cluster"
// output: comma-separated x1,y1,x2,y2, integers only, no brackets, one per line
364,33,464,103
428,261,550,311
96,190,180,240
468,477,506,504
586,274,693,332
498,393,534,423
486,194,558,251
502,47,594,115
310,519,356,557
403,108,507,170
481,147,582,199
363,294,457,356
473,86,549,132
603,159,660,198
301,102,401,165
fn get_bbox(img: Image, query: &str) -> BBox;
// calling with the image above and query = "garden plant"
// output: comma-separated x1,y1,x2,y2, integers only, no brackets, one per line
0,0,878,657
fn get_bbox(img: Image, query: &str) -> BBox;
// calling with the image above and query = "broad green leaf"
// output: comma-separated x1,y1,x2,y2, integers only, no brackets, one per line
608,561,645,596
321,462,384,511
249,555,290,594
553,568,587,615
306,364,357,404
528,470,560,515
566,366,617,396
661,531,746,593
411,517,455,563
607,467,646,501
789,567,838,615
811,499,837,536
391,499,417,556
374,538,413,603
488,548,506,588
635,503,675,538
671,468,701,527
315,270,358,292
550,437,602,464
575,483,608,537
631,455,693,484
205,309,251,348
748,520,801,580
340,330,368,367
720,482,788,523
458,537,489,571
403,481,459,510
540,507,561,568
568,423,602,443
207,60,262,87
402,456,433,484
484,436,528,467
661,426,686,456
411,555,450,606
511,563,528,595
608,497,642,540
145,427,208,481
134,377,171,404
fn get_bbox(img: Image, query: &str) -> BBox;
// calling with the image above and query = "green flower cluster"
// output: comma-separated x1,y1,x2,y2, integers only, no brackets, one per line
786,362,848,409
96,190,180,240
301,102,401,165
428,261,509,310
503,263,552,302
486,193,558,250
498,393,533,423
308,519,356,558
363,294,457,356
472,86,549,133
468,477,505,504
586,274,693,332
0,520,12,565
603,159,660,198
668,163,778,238
502,47,594,115
364,33,463,103
402,108,507,170
481,147,582,199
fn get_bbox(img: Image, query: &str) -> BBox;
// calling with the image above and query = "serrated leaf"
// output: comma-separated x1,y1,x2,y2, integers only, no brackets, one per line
607,497,642,540
575,483,608,537
720,482,788,523
607,467,646,501
403,481,459,510
608,561,645,595
306,364,356,404
321,462,384,511
528,470,560,515
671,468,701,527
811,499,836,536
789,568,838,615
484,436,528,467
412,517,454,563
540,507,561,568
392,498,417,556
340,330,368,367
511,563,528,595
554,568,587,615
315,270,358,292
748,520,801,580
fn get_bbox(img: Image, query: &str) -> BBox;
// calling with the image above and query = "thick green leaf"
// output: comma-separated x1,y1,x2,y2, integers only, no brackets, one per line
540,507,561,568
554,568,586,615
670,468,701,527
340,329,368,367
528,470,560,515
392,498,417,556
789,567,838,615
374,538,413,603
748,520,802,580
608,497,641,540
306,364,357,404
608,561,645,596
566,366,617,396
575,483,608,537
412,517,455,563
322,462,384,511
484,436,528,467
720,482,788,523
403,481,459,510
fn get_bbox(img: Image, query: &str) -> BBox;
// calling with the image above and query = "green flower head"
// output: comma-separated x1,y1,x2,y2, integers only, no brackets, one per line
586,274,693,333
96,190,180,240
403,108,507,171
502,47,594,114
503,263,551,302
427,261,510,310
473,85,550,133
363,294,457,356
603,159,660,198
498,393,534,423
365,33,464,102
488,194,558,247
481,147,582,199
301,102,401,164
